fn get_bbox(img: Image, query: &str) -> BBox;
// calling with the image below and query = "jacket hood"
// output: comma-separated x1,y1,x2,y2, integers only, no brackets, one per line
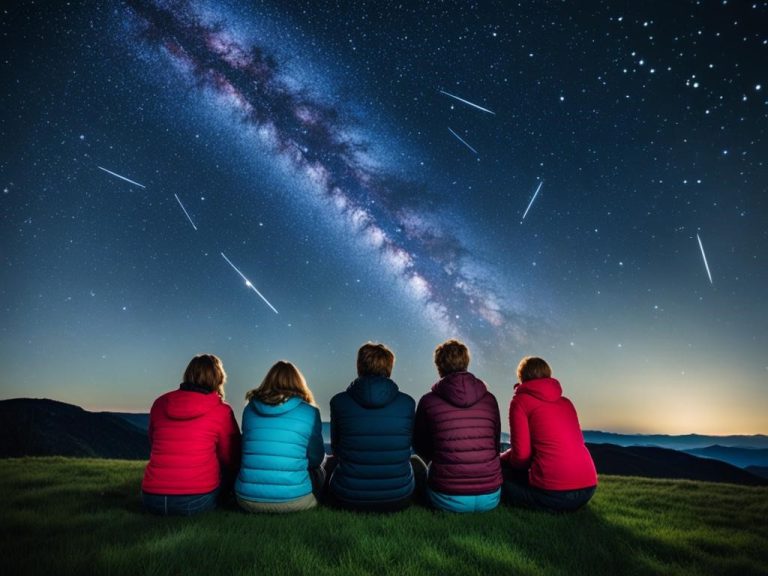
248,396,303,416
162,389,222,420
347,376,399,408
432,371,488,408
514,377,563,402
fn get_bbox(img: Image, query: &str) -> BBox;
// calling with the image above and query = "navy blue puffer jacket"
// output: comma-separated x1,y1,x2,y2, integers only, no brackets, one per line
329,376,415,503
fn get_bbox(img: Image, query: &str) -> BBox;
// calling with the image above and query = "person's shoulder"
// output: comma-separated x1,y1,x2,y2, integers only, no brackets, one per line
417,389,438,406
149,390,173,411
296,400,321,417
480,389,500,407
330,390,350,407
213,397,237,417
396,391,416,408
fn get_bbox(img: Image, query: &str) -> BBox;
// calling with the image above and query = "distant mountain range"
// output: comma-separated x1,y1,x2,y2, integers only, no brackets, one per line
580,430,768,450
682,445,768,469
2,399,767,486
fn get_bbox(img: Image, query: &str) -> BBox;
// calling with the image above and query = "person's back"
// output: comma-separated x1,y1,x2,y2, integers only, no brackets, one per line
414,340,502,512
142,354,241,516
506,377,596,491
329,342,417,510
236,361,325,513
501,356,597,512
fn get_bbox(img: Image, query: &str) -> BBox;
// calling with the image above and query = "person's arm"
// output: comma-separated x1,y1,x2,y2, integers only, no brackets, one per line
506,398,532,468
216,406,242,491
412,397,432,463
330,397,338,456
492,395,502,453
147,404,155,450
307,408,325,468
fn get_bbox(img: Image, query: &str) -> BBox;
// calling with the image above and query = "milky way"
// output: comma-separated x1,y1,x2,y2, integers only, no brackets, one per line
125,0,525,346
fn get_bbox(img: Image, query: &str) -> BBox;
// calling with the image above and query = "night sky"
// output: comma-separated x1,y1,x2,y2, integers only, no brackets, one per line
1,1,766,434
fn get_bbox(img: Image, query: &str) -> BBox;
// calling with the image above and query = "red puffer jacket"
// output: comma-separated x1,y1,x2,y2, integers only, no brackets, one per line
142,389,241,495
501,377,597,491
413,372,502,495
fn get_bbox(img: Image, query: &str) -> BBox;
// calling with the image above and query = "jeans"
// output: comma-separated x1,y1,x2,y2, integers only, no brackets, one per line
142,487,220,516
501,464,595,512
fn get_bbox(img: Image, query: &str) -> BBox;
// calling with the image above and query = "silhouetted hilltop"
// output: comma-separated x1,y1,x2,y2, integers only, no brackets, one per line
0,398,149,459
683,445,768,468
104,411,150,431
586,443,768,486
5,400,767,484
746,466,768,479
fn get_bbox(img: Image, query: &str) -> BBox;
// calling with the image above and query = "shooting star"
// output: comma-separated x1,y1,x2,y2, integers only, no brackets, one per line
220,252,279,314
96,165,146,189
696,233,713,284
447,127,478,155
439,89,496,115
174,193,198,231
521,181,544,223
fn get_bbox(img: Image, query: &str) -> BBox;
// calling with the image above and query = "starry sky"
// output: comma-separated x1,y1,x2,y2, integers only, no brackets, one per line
1,0,766,434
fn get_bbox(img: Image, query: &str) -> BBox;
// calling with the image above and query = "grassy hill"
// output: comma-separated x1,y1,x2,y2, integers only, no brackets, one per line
1,458,766,575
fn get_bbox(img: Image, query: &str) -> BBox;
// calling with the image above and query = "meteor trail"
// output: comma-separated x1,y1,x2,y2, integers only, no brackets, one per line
521,181,543,223
96,165,146,188
174,193,198,231
696,233,713,284
439,89,496,115
220,252,279,314
447,127,478,155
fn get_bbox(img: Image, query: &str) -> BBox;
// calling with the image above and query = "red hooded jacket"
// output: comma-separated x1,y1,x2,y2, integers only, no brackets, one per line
501,377,597,491
142,389,241,495
413,372,502,495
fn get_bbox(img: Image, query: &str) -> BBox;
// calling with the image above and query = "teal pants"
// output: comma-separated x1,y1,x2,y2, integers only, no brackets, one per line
427,487,500,513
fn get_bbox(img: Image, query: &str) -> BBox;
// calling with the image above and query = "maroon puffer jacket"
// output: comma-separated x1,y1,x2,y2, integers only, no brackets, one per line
413,372,502,495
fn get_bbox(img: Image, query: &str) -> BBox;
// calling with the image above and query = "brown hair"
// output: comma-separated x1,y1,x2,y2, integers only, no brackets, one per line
357,342,395,378
183,354,227,398
434,339,470,377
517,356,552,383
245,361,316,406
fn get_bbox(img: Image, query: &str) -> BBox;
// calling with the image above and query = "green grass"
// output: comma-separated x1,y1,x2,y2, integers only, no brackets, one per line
1,458,766,576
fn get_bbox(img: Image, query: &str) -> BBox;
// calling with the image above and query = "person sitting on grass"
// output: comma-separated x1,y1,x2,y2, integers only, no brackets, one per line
326,342,426,512
501,356,597,512
235,361,326,513
413,339,502,513
141,354,241,516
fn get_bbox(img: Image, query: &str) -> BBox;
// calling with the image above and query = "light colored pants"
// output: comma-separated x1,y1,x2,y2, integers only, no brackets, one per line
236,492,317,514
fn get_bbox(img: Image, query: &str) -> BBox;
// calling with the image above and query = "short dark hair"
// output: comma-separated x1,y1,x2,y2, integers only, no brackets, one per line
517,356,551,383
357,342,395,377
434,339,470,377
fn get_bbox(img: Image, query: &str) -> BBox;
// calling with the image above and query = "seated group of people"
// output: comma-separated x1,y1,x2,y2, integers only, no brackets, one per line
141,340,597,516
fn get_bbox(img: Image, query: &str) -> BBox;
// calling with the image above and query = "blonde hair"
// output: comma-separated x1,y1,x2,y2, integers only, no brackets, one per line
245,361,316,406
434,339,470,377
517,356,552,383
357,342,395,378
183,354,227,398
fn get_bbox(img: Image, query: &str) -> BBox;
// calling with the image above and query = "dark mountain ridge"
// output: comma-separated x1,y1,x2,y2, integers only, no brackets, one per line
682,445,768,468
586,443,768,486
2,399,766,485
0,398,149,459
